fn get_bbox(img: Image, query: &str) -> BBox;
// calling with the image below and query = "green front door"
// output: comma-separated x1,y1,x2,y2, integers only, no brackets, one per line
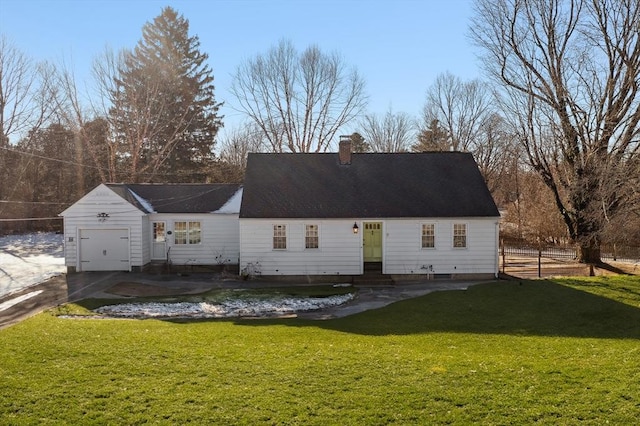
363,222,382,262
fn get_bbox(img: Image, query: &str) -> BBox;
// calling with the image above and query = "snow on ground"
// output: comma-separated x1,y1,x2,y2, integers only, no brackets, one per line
0,289,44,312
0,233,65,298
0,232,353,318
94,293,355,319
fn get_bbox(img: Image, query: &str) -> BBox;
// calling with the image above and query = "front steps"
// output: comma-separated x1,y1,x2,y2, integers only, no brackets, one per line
353,262,395,286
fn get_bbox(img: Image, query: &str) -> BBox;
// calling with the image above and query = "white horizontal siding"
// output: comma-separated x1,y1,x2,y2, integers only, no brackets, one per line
61,184,145,271
384,218,499,275
240,217,498,277
154,213,240,266
240,219,361,276
64,185,498,276
141,217,151,265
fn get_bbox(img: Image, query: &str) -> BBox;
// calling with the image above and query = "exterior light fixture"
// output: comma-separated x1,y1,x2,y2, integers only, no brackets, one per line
97,212,110,222
352,222,359,234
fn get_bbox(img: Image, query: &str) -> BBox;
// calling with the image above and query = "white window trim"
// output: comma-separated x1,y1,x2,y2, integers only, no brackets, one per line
272,223,287,250
420,222,436,250
174,221,202,245
452,222,468,249
304,223,320,250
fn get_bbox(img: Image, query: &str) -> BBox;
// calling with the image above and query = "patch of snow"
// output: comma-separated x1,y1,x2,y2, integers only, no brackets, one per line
213,187,243,214
128,188,155,213
0,233,65,298
94,293,355,318
0,289,44,312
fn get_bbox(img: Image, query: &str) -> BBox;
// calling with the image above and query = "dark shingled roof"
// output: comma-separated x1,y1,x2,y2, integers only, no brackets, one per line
239,152,499,219
106,183,242,213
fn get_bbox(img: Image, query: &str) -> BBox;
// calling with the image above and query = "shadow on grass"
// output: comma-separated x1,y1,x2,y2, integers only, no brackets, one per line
232,280,640,339
596,261,635,275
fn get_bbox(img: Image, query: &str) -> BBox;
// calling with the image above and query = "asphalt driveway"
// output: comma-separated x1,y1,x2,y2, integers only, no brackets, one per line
0,271,484,329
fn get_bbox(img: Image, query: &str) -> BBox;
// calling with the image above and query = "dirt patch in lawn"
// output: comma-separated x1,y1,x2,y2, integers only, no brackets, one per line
501,257,639,279
105,282,215,297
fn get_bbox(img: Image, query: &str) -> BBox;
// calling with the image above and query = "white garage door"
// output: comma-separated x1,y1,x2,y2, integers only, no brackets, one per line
79,229,130,271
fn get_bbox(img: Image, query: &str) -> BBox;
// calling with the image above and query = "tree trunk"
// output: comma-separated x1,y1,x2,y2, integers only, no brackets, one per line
577,240,601,264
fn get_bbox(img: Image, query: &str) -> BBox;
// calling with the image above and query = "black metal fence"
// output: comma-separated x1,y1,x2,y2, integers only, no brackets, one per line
502,245,575,260
500,242,640,263
499,239,639,278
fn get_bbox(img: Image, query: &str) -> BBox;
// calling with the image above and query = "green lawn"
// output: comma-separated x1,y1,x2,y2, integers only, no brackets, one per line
1,276,639,424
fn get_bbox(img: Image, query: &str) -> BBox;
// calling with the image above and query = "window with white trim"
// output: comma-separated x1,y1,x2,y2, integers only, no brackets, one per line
421,223,435,248
453,223,467,248
305,224,319,249
174,221,201,245
273,224,287,249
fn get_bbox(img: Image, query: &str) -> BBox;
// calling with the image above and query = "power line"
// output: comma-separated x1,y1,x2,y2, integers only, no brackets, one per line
0,145,224,178
0,185,242,222
0,217,62,222
0,145,105,170
0,200,70,205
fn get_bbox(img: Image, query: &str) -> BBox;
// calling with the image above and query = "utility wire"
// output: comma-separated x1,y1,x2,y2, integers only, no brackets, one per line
0,145,104,170
0,145,223,178
0,217,62,222
1,186,241,222
0,200,71,205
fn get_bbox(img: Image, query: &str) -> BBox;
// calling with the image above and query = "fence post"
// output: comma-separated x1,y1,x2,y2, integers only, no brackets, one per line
501,239,505,274
538,246,542,278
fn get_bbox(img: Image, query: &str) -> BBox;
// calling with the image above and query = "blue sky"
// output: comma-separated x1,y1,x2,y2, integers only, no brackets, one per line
0,0,481,141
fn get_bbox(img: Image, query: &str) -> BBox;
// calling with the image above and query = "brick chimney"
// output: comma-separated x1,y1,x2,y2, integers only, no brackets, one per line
339,135,352,165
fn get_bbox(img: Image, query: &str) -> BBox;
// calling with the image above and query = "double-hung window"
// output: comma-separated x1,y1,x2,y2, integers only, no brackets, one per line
273,224,287,250
305,224,319,249
174,221,201,245
421,223,435,248
453,223,467,248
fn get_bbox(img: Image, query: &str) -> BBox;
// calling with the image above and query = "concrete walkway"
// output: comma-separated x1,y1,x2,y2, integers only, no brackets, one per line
298,280,478,319
0,271,487,329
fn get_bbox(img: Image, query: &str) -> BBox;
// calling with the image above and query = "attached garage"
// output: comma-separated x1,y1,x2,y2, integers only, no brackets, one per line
61,183,243,273
79,229,130,271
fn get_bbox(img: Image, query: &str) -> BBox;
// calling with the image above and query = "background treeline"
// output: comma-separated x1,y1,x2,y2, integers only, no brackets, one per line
1,2,639,261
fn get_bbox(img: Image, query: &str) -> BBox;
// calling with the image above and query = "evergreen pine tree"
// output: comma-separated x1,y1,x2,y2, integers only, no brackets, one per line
412,119,449,152
349,132,370,153
111,7,222,182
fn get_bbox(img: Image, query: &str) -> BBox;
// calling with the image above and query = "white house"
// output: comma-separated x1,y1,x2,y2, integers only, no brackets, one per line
61,141,500,279
60,183,242,272
238,140,501,279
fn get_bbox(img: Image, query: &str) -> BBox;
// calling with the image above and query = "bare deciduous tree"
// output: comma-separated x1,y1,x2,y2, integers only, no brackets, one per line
504,170,568,243
419,72,515,195
471,0,640,263
473,113,518,194
359,108,415,152
421,72,493,152
50,58,119,193
219,123,267,172
0,35,56,217
231,39,367,153
0,35,55,145
91,47,126,181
